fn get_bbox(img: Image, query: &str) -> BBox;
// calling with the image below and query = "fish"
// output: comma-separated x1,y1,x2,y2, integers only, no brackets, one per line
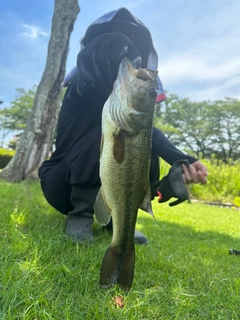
94,57,158,291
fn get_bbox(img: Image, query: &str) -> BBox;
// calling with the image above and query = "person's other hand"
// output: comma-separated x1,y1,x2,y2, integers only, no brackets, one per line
182,160,208,184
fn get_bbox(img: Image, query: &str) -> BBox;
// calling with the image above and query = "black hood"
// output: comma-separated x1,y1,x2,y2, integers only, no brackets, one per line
81,8,158,69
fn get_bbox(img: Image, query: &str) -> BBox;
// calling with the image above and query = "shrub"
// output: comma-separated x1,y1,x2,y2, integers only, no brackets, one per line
159,157,240,203
190,158,240,203
0,148,15,169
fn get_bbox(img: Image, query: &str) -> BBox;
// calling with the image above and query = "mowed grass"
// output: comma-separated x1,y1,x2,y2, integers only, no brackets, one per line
0,180,240,319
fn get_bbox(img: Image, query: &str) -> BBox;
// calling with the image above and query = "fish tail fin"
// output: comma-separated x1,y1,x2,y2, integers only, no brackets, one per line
100,246,135,291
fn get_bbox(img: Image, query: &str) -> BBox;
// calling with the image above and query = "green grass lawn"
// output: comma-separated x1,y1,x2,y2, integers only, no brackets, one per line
0,180,240,319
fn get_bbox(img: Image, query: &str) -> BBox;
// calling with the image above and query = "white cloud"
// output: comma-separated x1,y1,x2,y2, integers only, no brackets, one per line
187,78,240,102
159,55,240,83
158,52,240,101
21,24,47,39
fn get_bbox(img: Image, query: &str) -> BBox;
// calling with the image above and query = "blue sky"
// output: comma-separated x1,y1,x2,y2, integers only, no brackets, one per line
0,0,240,108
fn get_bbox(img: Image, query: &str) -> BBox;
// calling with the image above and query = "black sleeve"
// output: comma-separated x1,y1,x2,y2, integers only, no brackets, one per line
77,32,141,99
152,127,198,165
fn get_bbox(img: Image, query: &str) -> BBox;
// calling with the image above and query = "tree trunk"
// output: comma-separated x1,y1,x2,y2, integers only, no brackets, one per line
0,0,80,182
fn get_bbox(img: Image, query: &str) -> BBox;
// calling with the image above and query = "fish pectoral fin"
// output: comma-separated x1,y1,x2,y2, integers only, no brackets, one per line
139,183,154,217
100,246,135,291
94,187,112,226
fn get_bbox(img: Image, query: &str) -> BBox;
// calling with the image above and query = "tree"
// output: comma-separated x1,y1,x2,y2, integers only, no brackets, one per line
0,101,11,147
154,93,180,139
0,86,36,132
0,115,11,148
0,0,80,181
154,94,240,161
207,98,240,162
155,94,213,158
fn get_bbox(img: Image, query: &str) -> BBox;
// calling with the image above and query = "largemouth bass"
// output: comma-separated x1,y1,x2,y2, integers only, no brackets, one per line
94,57,158,291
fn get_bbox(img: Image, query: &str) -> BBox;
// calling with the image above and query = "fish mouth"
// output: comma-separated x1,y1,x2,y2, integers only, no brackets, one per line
116,57,158,104
121,57,158,82
134,63,158,98
136,68,156,81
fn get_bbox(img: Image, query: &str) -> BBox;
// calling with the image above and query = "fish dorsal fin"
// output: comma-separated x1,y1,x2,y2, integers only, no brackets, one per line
139,183,154,217
94,187,112,226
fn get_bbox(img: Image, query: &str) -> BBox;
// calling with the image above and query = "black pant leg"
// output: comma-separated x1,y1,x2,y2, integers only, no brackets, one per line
39,126,102,214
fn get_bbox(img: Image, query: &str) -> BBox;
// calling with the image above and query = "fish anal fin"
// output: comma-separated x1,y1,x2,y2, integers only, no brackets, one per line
139,183,154,216
100,246,135,291
94,187,112,226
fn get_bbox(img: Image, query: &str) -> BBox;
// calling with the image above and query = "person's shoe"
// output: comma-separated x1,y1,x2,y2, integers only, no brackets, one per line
134,230,149,245
65,186,99,242
103,219,149,245
65,215,94,242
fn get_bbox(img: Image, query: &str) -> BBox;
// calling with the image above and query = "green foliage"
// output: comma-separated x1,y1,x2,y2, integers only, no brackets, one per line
0,180,240,319
159,158,171,178
154,95,240,162
0,86,36,132
206,98,240,162
159,157,240,203
7,134,21,150
190,158,240,202
155,94,213,158
234,197,240,207
0,148,15,156
7,139,18,150
0,148,15,169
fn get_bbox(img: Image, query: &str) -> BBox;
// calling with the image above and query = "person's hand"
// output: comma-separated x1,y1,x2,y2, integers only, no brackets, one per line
182,160,208,185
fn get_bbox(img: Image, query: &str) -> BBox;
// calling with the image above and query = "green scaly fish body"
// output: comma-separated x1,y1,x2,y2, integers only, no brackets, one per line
94,57,158,291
